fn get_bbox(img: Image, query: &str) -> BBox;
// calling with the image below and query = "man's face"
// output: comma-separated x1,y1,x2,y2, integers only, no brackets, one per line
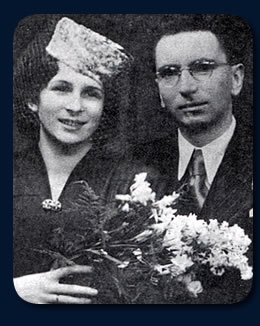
155,31,244,133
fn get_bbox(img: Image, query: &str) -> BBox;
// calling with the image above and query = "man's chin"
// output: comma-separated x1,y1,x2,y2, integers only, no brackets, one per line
175,118,212,134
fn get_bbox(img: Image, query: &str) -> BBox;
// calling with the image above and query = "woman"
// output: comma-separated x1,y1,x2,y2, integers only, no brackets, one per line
13,16,135,304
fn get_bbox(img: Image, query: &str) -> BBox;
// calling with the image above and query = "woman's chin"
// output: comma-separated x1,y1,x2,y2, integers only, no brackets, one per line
47,133,93,149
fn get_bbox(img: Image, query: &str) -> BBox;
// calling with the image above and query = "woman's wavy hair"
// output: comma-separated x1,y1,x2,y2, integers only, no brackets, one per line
14,19,134,158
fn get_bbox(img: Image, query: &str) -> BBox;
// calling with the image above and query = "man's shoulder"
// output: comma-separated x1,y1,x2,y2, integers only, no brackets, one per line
226,122,253,168
133,134,179,161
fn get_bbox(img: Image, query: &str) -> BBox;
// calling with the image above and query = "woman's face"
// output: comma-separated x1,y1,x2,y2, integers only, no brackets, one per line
29,62,104,146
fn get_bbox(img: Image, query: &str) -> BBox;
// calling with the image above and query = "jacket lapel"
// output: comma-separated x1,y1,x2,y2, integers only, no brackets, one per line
200,125,253,225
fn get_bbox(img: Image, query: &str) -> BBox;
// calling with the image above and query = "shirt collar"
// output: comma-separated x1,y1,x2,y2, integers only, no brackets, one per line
178,116,236,185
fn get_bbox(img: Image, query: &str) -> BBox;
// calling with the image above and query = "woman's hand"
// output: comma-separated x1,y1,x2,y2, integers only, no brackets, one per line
13,265,98,304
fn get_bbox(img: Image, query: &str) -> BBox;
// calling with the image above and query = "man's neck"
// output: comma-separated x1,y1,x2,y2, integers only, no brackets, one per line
180,114,233,147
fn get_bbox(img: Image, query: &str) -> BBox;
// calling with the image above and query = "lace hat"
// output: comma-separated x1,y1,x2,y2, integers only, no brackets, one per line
14,16,133,138
46,17,133,84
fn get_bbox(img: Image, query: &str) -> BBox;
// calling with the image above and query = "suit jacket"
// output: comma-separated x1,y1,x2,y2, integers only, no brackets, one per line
134,122,253,303
135,123,253,228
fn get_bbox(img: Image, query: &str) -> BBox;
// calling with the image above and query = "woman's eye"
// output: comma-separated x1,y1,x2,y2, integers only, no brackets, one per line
82,88,103,99
51,85,71,92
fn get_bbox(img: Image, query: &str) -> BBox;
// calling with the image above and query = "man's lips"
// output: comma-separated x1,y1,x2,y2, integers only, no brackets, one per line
179,102,208,110
59,119,87,127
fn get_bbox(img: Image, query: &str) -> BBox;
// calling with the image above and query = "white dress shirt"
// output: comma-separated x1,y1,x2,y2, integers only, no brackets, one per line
178,116,236,188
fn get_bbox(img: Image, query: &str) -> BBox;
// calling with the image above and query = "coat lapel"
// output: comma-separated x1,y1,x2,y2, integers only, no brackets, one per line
200,125,253,226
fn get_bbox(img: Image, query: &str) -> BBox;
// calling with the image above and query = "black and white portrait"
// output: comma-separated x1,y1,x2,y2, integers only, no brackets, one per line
13,14,253,304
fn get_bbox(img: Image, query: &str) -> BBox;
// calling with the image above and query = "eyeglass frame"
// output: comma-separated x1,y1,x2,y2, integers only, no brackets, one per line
155,59,230,87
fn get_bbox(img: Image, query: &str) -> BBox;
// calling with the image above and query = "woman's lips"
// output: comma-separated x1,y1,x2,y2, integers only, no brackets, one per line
59,119,87,128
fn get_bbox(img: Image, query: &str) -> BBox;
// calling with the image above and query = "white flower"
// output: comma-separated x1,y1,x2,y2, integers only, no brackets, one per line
210,266,225,276
154,192,179,211
154,261,186,277
130,173,156,205
131,187,156,206
114,172,253,292
133,172,148,184
186,281,203,297
115,173,156,206
163,227,183,249
121,202,130,212
170,254,194,271
241,265,253,280
115,194,132,202
154,263,172,275
133,229,153,243
133,248,142,257
118,261,130,269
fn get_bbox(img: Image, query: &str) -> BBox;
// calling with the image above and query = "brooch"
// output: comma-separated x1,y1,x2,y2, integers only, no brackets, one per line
41,199,62,212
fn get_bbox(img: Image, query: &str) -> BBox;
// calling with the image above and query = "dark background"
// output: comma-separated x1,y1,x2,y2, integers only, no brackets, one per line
13,14,253,152
1,6,258,326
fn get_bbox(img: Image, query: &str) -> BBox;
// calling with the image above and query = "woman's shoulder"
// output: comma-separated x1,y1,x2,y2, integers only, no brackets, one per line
14,144,43,178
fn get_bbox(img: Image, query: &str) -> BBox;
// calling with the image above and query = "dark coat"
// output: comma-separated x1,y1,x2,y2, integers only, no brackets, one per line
13,144,162,279
134,123,253,304
134,123,253,230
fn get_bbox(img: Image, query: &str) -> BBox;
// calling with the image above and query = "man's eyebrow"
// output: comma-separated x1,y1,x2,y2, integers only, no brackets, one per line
189,57,215,64
158,58,215,70
158,64,181,70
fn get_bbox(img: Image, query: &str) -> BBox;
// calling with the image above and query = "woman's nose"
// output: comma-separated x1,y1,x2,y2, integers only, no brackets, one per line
178,69,198,97
65,93,83,113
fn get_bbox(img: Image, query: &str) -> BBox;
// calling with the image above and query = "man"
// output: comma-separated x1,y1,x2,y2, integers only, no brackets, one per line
135,15,253,303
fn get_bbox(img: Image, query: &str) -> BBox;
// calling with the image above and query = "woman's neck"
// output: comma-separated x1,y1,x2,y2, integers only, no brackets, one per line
39,134,92,168
39,131,92,200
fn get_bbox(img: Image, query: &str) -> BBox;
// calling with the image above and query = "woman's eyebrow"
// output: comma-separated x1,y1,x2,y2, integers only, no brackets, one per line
82,85,104,93
48,80,72,87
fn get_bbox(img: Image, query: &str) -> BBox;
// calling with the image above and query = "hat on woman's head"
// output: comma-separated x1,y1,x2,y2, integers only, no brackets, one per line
14,16,134,139
46,17,133,84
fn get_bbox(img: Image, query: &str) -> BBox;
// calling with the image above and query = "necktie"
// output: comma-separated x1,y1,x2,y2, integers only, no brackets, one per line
189,149,209,209
177,149,209,214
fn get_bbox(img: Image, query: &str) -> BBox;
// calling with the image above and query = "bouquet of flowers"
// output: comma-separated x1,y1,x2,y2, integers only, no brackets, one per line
37,173,253,304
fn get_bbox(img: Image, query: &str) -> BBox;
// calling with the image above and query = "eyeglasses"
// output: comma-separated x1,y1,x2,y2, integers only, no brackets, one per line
156,59,230,87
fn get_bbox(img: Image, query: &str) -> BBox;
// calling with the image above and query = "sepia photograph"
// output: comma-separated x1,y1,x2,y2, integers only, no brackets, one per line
13,14,253,304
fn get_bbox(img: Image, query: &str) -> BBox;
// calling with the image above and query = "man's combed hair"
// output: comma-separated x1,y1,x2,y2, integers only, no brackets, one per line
154,14,253,65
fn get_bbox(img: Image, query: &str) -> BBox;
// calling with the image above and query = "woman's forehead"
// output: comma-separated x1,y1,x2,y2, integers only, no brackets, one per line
49,61,104,90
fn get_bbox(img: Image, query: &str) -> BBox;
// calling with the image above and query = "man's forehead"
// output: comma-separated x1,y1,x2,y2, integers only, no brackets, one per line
155,31,227,67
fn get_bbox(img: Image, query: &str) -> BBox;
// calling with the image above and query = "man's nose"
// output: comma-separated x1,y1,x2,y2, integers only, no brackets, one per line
178,69,198,97
65,93,83,113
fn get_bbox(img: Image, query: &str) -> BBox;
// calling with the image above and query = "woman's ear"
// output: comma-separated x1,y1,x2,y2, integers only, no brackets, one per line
27,102,38,112
231,63,245,96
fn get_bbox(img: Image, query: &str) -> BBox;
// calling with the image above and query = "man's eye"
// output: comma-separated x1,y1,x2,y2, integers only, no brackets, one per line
192,63,214,73
160,67,179,78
